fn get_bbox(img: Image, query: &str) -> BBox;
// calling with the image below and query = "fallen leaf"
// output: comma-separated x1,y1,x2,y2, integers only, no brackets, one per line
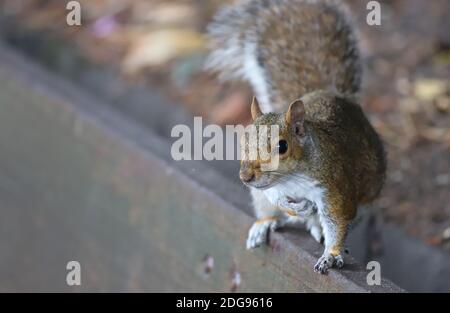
122,29,206,73
414,79,448,101
426,235,442,246
209,92,251,125
136,3,197,26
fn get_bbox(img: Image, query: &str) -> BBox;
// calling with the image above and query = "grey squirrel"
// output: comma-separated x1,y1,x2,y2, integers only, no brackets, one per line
206,0,386,274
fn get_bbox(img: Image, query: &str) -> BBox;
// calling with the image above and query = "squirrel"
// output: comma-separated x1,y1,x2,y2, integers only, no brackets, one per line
205,0,386,274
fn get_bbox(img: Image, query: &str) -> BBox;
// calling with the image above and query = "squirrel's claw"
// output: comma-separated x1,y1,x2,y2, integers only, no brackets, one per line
246,220,277,250
278,197,317,217
314,254,334,274
334,255,344,269
314,254,344,274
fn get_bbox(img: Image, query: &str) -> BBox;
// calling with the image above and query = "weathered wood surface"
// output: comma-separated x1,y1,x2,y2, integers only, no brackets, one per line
0,44,403,292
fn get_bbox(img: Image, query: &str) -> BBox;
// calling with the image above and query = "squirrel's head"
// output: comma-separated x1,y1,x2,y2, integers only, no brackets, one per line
239,97,307,189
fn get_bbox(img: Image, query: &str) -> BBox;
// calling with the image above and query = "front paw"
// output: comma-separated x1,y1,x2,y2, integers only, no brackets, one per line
278,197,316,216
314,254,344,274
246,219,278,250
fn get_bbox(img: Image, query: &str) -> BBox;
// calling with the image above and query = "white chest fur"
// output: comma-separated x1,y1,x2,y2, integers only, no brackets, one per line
263,174,326,213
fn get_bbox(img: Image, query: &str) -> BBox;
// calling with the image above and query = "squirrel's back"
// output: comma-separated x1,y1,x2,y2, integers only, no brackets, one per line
206,0,361,112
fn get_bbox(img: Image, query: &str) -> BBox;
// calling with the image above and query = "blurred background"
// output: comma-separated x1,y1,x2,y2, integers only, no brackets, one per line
0,0,449,292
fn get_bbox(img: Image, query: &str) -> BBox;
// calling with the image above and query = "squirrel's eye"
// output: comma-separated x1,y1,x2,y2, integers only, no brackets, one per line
277,140,288,155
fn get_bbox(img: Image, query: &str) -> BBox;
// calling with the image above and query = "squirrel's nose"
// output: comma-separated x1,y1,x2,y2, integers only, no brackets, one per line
239,170,255,183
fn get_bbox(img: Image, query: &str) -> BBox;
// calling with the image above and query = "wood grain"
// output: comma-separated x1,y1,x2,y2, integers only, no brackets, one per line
0,44,402,292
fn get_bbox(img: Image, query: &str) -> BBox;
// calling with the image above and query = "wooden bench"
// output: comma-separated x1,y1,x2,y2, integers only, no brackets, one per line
0,43,402,292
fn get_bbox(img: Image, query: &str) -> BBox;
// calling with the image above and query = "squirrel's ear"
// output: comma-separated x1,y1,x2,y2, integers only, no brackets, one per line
286,99,305,124
286,99,306,136
251,97,263,121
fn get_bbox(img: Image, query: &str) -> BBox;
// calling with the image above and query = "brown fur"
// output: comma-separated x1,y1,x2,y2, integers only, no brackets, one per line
208,0,385,272
257,1,361,109
244,90,386,258
206,0,361,112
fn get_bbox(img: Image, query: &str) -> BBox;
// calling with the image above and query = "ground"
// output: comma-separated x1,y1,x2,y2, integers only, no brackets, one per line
0,0,449,250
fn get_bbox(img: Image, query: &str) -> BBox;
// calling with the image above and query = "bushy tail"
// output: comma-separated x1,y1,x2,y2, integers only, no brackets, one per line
205,2,257,81
205,0,362,112
205,1,276,111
